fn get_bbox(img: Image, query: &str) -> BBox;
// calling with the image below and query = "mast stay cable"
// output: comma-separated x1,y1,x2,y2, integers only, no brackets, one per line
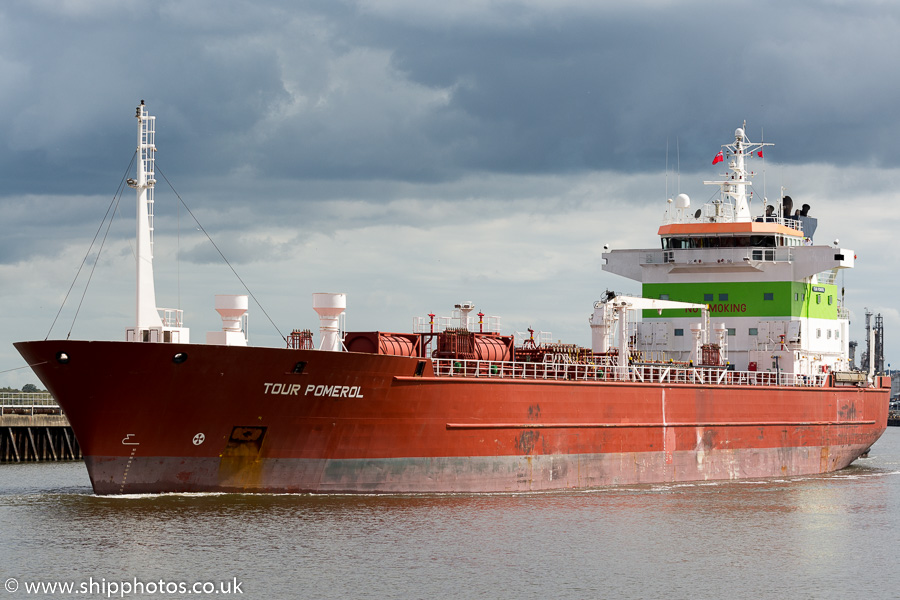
46,152,136,340
155,163,286,343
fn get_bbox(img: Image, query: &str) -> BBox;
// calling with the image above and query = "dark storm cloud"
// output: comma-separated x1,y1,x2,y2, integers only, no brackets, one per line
0,194,132,265
348,0,900,173
0,1,293,194
5,0,900,386
4,0,900,205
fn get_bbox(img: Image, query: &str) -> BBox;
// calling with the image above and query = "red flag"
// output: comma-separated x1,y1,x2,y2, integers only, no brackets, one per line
757,150,764,158
712,150,724,165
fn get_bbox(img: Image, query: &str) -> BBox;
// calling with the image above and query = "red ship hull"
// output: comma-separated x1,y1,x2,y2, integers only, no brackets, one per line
15,340,889,495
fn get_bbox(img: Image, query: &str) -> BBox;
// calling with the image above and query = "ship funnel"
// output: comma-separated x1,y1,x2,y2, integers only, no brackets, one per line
782,195,794,219
313,293,346,352
206,295,248,346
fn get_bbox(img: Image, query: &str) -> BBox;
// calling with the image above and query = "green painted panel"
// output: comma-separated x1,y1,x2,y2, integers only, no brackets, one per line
642,281,838,320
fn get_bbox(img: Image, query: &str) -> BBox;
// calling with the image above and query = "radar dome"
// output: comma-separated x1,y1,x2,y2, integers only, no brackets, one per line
735,128,745,139
675,193,690,208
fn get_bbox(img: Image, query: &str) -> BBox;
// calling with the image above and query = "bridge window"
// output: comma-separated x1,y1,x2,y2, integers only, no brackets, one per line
763,292,774,301
749,328,758,336
674,329,684,336
751,235,776,247
719,293,728,301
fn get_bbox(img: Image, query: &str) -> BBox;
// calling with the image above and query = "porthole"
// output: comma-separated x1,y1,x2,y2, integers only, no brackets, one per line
56,351,70,364
173,352,188,364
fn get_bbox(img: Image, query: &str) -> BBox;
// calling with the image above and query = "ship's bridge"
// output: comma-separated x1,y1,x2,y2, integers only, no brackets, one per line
659,222,811,262
658,221,806,250
604,211,853,282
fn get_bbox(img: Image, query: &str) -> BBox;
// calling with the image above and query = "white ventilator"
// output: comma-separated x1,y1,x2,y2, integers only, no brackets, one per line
206,295,248,346
313,293,346,352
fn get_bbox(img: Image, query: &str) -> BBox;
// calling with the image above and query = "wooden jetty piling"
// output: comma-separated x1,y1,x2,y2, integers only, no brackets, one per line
0,393,82,462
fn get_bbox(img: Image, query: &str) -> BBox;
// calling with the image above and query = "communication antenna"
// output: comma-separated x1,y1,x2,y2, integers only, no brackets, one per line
676,136,680,194
760,127,767,207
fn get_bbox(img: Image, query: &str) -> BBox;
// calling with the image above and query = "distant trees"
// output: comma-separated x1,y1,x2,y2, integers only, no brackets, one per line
0,384,46,393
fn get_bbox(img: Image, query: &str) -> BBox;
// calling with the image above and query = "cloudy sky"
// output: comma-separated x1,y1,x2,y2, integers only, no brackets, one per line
3,0,900,387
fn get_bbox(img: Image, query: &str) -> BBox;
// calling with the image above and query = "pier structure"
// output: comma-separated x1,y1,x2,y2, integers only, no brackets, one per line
0,392,81,462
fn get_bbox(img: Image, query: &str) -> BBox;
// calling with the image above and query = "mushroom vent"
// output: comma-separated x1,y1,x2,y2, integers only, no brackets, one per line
312,293,347,352
215,295,248,332
312,293,346,318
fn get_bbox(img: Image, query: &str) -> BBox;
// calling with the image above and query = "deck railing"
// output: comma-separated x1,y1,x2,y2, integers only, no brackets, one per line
0,392,61,416
642,248,793,265
662,209,805,234
432,358,828,387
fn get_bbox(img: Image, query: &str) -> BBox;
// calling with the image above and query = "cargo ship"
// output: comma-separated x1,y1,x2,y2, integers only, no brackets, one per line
14,104,889,494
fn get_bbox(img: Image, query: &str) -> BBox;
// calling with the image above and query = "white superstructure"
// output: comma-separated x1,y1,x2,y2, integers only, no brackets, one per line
601,124,857,377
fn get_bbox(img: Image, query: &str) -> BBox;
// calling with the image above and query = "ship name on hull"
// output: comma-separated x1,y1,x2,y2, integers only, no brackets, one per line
264,382,364,398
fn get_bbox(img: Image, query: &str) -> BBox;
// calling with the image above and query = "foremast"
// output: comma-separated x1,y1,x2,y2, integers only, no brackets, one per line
133,101,160,332
125,101,189,343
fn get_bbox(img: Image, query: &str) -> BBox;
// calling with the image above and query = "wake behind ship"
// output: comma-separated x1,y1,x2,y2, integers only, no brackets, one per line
15,105,889,494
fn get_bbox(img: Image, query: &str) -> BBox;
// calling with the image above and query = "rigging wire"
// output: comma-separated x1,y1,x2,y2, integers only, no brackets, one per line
67,180,127,339
760,127,767,205
155,163,286,343
46,152,137,340
177,177,182,315
0,362,48,376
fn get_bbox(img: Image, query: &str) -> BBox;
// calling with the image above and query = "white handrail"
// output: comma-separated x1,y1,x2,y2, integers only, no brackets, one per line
431,358,828,388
